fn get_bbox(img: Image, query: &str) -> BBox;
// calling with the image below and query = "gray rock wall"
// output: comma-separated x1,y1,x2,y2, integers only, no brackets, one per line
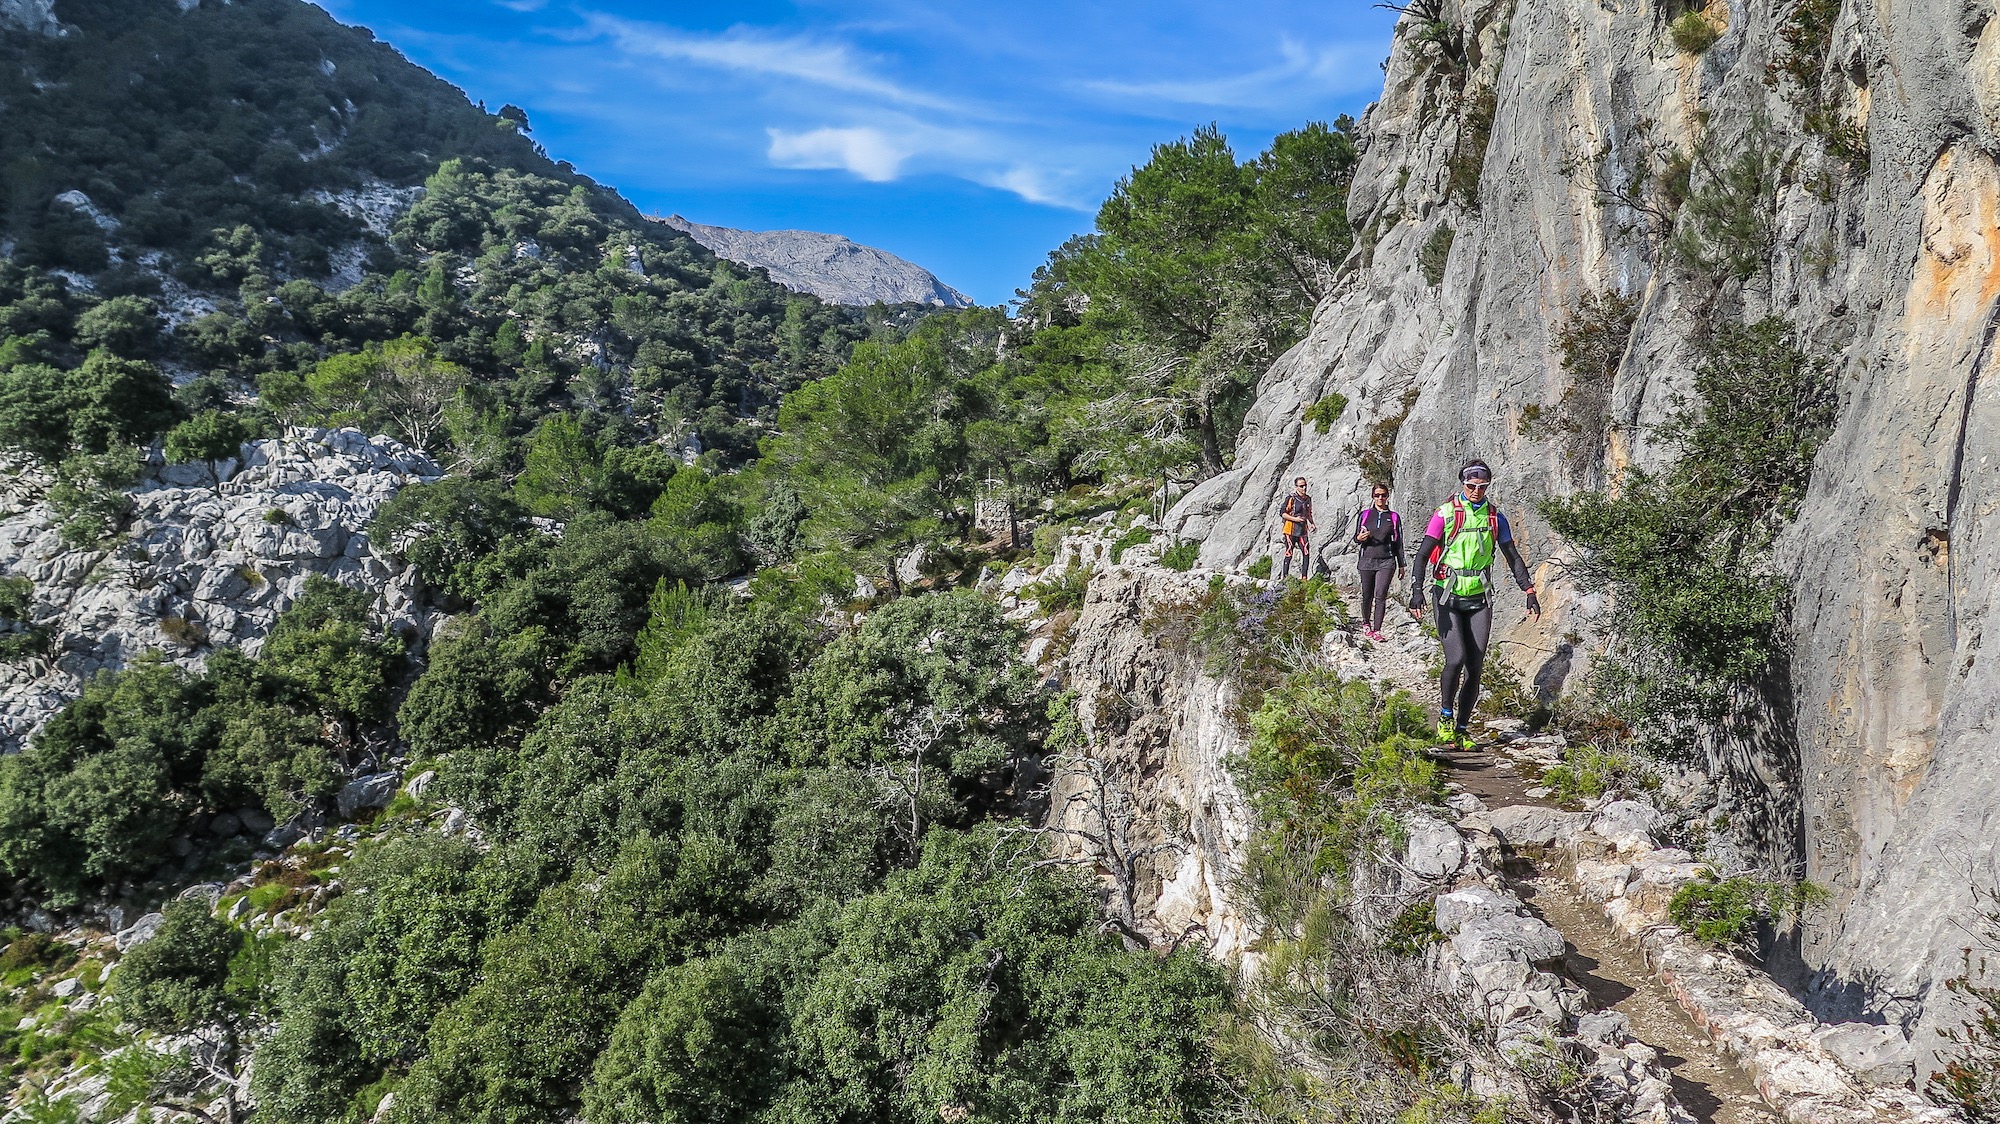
1170,0,2000,1065
0,427,439,747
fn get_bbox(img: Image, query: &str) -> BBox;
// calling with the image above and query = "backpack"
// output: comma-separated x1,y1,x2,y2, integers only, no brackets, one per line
1355,508,1399,543
1428,497,1497,597
1281,493,1311,536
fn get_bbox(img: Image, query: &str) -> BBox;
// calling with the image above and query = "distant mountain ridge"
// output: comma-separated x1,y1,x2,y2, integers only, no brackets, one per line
654,214,975,309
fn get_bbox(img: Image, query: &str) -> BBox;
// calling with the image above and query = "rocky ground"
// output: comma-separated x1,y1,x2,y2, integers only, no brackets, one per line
1008,518,1961,1123
0,427,440,748
1307,586,1953,1123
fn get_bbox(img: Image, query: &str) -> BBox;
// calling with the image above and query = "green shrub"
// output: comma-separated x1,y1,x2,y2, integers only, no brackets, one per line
1025,565,1090,614
1668,129,1779,282
1539,317,1834,733
1245,554,1272,579
1109,525,1153,564
0,575,47,661
113,898,241,1032
1447,86,1497,207
49,450,142,548
1304,393,1349,435
1669,11,1721,53
1541,742,1656,806
1419,224,1455,287
1159,540,1201,571
164,409,252,486
1521,290,1639,472
263,507,293,525
1767,0,1866,170
1667,872,1825,952
1031,523,1067,566
1346,387,1421,487
158,614,209,648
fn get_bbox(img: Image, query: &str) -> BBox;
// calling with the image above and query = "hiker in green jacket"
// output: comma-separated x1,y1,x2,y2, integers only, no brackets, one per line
1408,459,1541,750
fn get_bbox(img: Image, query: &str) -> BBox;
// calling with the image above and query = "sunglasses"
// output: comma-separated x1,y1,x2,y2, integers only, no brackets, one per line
1462,480,1491,488
1372,492,1389,498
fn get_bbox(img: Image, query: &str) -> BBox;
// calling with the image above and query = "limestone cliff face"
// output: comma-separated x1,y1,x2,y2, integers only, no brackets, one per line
1055,561,1258,959
0,428,438,747
1170,0,2000,1061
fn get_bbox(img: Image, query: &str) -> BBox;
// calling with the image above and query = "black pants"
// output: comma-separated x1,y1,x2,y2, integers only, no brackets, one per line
1358,567,1395,630
1435,595,1492,728
1279,534,1310,578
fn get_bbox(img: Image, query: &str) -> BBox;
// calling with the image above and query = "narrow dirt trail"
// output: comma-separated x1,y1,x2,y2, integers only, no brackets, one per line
1348,625,1777,1124
1436,740,1776,1124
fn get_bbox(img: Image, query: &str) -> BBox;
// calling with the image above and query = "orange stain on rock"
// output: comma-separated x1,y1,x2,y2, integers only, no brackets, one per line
1908,145,2000,326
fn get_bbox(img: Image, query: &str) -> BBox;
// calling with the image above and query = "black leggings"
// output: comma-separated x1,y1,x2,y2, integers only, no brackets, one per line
1435,597,1492,727
1358,568,1395,630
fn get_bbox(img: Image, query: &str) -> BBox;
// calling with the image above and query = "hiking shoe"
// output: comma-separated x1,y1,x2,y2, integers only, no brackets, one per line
1455,729,1477,752
1435,718,1456,744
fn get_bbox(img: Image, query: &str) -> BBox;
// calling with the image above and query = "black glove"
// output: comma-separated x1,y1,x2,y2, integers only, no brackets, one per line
1524,590,1542,617
1409,586,1426,614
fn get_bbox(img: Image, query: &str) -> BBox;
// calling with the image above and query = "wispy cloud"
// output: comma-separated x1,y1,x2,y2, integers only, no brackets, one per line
576,10,1087,205
1088,36,1379,109
981,166,1090,211
581,13,962,113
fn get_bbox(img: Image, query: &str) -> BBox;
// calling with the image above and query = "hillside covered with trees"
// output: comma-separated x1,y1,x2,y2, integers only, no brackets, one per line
0,1,1400,1121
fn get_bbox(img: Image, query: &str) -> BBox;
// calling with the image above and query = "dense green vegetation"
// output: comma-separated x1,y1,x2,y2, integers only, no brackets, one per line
0,579,406,904
0,0,876,479
0,3,1398,1120
239,590,1229,1124
1538,317,1836,743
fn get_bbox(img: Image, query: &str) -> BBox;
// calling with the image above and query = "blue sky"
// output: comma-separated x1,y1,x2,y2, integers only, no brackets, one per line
312,1,1400,305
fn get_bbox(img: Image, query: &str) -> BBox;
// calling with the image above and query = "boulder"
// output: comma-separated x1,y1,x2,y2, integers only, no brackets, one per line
208,812,242,837
403,770,438,800
115,912,164,951
1577,1010,1632,1046
1435,886,1523,934
337,773,400,818
1451,913,1567,967
1482,805,1588,848
1401,814,1466,880
237,807,275,835
1813,1022,1916,1086
1593,800,1661,851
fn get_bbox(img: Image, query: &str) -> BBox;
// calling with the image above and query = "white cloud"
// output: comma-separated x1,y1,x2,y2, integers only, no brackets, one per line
582,13,961,112
1088,36,1379,108
983,166,1091,211
767,127,911,182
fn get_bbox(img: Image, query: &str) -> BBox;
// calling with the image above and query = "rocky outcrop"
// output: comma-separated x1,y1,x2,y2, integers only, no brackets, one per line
653,215,974,308
1044,549,1259,957
1169,0,2000,1065
0,0,63,35
0,428,438,747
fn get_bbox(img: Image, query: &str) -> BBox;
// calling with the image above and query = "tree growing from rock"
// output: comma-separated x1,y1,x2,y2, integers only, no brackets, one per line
165,409,254,490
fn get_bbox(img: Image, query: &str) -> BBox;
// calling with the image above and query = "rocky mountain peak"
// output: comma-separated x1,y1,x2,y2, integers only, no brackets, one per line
654,214,975,308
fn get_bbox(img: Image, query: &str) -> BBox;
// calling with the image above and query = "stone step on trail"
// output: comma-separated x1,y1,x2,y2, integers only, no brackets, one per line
1332,625,1786,1124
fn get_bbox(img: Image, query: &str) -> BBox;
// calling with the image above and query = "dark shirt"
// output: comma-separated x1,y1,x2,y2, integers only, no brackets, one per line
1354,507,1405,571
1278,493,1314,527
